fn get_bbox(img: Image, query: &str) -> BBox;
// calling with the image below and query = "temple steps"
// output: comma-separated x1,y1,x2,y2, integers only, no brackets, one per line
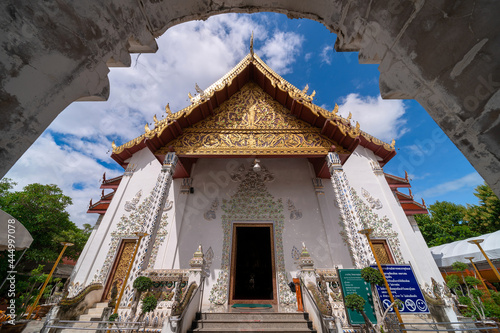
189,312,317,332
58,302,108,333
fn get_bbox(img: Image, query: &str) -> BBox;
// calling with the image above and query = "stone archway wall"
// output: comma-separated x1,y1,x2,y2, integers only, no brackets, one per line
1,0,499,195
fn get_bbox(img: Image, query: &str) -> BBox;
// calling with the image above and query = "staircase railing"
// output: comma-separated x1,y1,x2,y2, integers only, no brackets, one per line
299,277,333,333
169,276,205,333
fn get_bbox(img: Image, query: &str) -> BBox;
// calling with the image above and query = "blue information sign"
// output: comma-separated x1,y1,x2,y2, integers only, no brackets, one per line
371,264,429,314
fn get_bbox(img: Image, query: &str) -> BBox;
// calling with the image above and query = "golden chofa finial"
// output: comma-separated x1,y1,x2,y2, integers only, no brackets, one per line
250,31,254,56
188,92,194,101
390,139,396,149
165,103,171,116
145,123,151,133
111,141,116,149
153,114,159,125
332,103,339,114
302,84,309,94
347,112,352,121
310,90,316,99
355,121,360,131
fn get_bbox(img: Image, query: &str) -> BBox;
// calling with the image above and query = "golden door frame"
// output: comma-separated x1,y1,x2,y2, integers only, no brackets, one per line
101,239,136,301
228,222,277,305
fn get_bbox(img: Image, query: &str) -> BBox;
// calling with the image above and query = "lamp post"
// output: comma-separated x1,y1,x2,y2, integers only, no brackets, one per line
113,232,148,315
26,242,74,320
468,239,500,282
358,228,404,327
464,256,492,297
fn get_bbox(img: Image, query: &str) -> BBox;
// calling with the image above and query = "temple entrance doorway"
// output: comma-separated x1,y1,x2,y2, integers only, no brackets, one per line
229,224,277,304
101,239,136,301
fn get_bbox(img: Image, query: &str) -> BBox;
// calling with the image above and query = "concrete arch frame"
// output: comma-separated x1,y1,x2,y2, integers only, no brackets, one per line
1,0,499,195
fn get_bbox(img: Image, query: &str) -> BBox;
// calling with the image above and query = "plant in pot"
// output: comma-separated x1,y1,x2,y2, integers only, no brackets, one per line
129,276,152,321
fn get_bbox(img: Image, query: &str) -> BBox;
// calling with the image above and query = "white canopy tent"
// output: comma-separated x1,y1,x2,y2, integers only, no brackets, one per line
0,209,34,289
430,230,500,268
0,209,33,251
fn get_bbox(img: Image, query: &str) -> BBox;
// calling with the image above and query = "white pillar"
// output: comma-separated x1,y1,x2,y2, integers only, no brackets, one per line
326,152,373,268
119,152,178,306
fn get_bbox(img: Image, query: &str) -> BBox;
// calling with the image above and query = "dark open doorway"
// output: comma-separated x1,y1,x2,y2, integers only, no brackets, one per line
230,224,276,304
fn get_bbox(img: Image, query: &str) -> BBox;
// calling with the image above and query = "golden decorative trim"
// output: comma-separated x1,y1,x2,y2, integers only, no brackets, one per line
112,52,394,155
156,83,348,156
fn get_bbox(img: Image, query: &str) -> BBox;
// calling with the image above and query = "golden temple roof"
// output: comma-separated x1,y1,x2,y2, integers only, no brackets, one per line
111,52,395,167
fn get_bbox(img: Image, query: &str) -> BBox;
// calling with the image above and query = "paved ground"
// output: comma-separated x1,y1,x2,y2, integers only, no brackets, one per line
21,318,47,332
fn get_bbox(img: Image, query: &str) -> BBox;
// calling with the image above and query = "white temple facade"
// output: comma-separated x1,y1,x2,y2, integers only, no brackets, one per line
67,51,456,330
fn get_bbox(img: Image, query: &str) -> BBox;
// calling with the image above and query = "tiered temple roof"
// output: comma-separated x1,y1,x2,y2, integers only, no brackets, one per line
110,52,396,179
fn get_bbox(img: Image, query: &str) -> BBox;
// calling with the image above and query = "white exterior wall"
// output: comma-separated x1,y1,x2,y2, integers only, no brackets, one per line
69,148,161,294
342,147,444,286
147,157,353,307
71,150,445,311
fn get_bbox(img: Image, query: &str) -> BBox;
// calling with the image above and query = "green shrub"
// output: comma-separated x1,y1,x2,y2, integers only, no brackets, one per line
141,294,158,314
133,277,153,292
108,313,118,322
361,267,384,286
344,294,366,312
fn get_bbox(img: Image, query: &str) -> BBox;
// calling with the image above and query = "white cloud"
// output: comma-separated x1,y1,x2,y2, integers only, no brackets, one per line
320,45,333,65
4,134,121,227
338,93,408,142
3,14,306,228
417,173,483,199
258,31,304,75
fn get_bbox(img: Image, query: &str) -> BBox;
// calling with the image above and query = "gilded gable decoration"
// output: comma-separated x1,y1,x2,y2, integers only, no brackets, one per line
156,83,347,156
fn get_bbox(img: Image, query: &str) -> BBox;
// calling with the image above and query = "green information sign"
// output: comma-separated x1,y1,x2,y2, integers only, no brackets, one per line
338,269,378,325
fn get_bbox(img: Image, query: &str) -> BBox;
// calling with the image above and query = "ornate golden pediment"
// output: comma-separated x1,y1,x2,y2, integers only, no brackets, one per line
156,83,347,156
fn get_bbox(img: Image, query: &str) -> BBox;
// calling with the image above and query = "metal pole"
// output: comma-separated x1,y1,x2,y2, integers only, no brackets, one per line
113,232,147,315
359,228,404,328
465,256,492,297
468,239,500,282
26,242,74,319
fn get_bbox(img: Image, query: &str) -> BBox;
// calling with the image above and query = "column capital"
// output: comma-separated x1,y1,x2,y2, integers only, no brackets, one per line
326,152,342,173
162,152,178,172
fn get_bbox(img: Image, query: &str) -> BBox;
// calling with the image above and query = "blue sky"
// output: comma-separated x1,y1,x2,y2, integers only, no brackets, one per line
4,13,484,227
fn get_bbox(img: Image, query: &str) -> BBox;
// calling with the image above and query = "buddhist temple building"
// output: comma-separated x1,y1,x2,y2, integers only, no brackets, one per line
65,49,457,331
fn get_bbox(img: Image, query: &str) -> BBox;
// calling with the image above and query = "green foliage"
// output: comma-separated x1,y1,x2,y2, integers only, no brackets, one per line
446,274,460,289
344,294,366,312
446,261,489,319
108,313,118,322
141,294,158,314
0,180,91,266
415,183,500,248
414,201,476,247
361,267,384,286
133,277,153,292
452,261,468,272
465,183,500,235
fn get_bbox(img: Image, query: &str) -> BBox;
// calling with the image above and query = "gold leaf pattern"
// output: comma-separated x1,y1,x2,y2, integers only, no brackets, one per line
157,83,346,156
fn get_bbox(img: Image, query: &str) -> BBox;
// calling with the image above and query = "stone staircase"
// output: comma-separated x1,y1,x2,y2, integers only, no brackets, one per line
58,301,108,333
188,312,317,332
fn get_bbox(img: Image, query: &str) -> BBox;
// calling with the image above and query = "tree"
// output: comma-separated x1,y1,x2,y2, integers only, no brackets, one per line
130,276,153,320
446,261,500,320
345,267,401,333
0,180,90,264
414,201,478,247
465,183,500,235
